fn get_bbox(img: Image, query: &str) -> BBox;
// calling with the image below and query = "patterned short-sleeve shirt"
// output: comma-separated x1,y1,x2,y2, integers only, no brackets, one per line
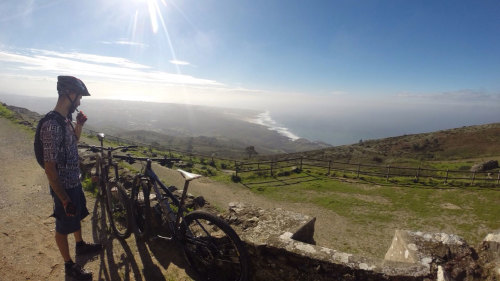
40,114,81,189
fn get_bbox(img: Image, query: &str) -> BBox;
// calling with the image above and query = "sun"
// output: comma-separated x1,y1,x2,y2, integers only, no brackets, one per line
127,0,183,74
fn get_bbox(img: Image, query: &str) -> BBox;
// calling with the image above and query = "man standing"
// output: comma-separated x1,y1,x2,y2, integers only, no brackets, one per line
40,76,102,280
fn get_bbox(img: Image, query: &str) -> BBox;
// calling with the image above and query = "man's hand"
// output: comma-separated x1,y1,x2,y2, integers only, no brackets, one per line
63,200,77,216
76,111,87,125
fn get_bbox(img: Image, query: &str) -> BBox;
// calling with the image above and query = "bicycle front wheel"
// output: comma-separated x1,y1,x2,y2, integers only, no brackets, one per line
131,176,151,240
181,211,249,281
106,181,132,239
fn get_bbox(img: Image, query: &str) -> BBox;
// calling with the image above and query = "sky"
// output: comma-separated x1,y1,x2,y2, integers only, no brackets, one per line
1,0,499,144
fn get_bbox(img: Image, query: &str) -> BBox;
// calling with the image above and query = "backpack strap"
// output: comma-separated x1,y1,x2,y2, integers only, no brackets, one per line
48,111,68,165
36,111,68,168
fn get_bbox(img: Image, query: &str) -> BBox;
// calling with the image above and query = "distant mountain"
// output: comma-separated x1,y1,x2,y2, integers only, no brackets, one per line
268,123,500,164
0,95,330,157
3,99,499,163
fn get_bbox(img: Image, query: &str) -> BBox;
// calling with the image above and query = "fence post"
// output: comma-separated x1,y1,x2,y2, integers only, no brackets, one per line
415,166,421,182
300,157,303,170
471,171,476,186
328,160,332,175
234,161,238,177
386,165,391,181
270,160,274,177
497,170,500,186
445,169,449,184
357,163,361,179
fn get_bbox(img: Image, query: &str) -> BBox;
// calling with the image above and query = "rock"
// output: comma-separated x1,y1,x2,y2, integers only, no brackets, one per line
471,160,499,172
478,230,500,280
193,196,206,208
384,230,481,280
225,202,316,244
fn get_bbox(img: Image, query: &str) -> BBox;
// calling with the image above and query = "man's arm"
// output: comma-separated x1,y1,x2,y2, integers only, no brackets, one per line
74,111,87,142
74,123,83,141
44,162,70,205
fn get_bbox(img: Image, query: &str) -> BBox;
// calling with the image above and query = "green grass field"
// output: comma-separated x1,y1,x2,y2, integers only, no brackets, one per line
238,167,500,256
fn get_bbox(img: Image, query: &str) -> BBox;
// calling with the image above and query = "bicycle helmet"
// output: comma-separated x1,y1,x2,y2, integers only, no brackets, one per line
57,76,91,96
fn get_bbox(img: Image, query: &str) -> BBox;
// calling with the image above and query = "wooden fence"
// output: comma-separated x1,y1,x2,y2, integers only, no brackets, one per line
235,157,500,186
82,128,499,187
83,128,236,162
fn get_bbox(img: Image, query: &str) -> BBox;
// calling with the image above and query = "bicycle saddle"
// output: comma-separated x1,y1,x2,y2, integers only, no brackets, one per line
177,169,202,182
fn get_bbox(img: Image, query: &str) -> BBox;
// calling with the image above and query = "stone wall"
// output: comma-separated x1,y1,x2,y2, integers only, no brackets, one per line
225,203,500,281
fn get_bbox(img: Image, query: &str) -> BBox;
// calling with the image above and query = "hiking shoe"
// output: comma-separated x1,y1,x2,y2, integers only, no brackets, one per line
76,241,103,256
65,261,92,280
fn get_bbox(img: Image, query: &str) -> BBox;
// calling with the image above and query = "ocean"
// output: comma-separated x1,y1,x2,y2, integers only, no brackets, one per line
247,104,500,146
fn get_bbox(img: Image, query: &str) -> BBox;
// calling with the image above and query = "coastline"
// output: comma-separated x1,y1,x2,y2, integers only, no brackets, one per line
246,110,301,141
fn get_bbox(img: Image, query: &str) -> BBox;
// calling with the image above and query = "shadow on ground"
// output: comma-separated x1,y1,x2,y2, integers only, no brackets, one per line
79,196,199,281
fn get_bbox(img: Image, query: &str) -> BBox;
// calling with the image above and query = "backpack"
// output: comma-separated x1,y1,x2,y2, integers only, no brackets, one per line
34,111,67,169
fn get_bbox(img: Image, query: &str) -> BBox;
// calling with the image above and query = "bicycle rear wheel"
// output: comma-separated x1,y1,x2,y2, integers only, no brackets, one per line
106,181,132,239
91,159,105,197
181,211,249,281
131,176,151,240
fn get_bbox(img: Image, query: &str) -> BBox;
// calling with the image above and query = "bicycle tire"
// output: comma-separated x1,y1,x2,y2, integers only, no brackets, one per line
106,181,132,239
94,157,106,197
181,211,250,281
131,176,151,240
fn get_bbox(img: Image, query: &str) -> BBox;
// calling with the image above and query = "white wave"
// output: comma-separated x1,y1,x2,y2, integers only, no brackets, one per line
248,111,301,141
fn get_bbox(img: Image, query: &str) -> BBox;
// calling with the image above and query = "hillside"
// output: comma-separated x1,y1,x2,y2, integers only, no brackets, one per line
263,123,500,165
3,99,500,163
0,96,330,157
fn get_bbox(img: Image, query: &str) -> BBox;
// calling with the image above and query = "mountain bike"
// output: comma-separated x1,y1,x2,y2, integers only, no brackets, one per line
115,155,250,281
78,133,136,239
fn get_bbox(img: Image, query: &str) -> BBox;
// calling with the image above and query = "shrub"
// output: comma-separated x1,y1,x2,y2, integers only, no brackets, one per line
231,174,241,182
82,176,97,196
277,170,291,177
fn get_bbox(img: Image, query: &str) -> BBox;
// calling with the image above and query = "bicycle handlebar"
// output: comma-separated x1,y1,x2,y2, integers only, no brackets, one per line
113,154,181,165
78,144,138,153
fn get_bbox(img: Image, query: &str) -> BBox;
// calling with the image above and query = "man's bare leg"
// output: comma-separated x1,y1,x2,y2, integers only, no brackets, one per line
74,229,83,243
55,231,71,262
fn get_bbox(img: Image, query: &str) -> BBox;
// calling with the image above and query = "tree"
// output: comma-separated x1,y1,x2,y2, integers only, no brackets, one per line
245,146,258,159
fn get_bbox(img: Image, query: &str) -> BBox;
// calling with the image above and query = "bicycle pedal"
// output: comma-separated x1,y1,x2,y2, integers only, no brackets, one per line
152,234,173,241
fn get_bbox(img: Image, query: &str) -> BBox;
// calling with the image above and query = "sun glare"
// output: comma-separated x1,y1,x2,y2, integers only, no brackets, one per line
126,0,185,79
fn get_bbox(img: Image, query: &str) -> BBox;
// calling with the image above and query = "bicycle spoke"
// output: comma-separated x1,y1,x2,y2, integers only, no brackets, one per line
182,211,249,281
107,182,132,239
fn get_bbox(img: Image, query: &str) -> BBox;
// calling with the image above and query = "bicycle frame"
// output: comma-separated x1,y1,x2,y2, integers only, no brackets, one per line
122,156,250,280
142,159,186,240
80,135,136,195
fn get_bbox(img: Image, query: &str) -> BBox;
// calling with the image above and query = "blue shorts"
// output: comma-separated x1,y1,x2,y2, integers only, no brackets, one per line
50,185,90,235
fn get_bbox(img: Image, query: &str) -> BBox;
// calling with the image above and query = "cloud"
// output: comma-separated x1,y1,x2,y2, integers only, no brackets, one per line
396,89,500,103
100,40,148,48
169,59,190,66
0,47,221,87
